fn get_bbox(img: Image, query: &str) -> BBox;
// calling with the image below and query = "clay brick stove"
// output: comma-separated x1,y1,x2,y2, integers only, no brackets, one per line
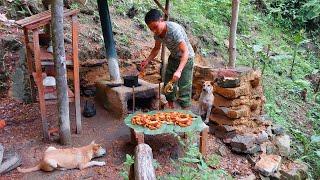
95,79,158,119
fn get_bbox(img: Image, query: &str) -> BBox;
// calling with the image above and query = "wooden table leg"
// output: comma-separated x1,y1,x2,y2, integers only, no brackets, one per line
200,126,209,155
182,132,187,139
130,129,144,145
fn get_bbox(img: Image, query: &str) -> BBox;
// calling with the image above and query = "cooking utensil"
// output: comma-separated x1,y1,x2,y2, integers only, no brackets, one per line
136,66,145,77
123,75,139,87
105,81,122,88
164,80,175,94
132,86,135,113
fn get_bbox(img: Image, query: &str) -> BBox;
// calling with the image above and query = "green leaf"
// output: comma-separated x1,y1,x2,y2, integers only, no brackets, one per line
315,151,320,157
124,110,206,135
180,157,200,163
207,154,221,167
270,54,293,61
311,135,320,143
253,44,263,53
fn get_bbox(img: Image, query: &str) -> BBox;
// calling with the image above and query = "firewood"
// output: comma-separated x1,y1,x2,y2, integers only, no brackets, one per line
134,144,156,180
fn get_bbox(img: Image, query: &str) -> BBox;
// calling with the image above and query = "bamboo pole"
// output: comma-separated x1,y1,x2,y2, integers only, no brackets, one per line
132,86,135,113
160,0,170,81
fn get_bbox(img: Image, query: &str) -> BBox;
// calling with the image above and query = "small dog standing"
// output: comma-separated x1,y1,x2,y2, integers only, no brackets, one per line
198,81,214,123
17,141,106,173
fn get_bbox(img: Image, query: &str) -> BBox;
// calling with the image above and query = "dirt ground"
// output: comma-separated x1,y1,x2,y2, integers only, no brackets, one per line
0,96,254,180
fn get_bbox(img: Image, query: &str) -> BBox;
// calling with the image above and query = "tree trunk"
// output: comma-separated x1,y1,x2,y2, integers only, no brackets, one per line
51,0,71,145
289,44,298,79
228,0,240,69
134,144,156,180
315,77,320,93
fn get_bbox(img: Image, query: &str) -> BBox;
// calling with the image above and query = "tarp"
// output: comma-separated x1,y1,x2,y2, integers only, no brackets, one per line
124,110,207,135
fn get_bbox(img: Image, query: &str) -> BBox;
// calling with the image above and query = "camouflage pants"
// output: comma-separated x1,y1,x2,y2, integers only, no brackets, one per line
164,56,194,108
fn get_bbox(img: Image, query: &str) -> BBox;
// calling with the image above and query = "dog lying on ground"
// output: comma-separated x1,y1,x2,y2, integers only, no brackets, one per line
198,81,215,123
17,141,106,173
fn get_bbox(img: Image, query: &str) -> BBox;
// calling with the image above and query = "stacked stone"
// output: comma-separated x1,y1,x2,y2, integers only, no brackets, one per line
193,65,305,179
208,67,267,154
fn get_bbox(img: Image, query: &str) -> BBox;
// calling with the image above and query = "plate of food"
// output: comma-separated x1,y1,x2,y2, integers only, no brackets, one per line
124,110,206,135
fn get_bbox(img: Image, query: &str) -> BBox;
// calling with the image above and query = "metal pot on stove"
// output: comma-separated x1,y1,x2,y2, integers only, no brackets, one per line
123,75,139,87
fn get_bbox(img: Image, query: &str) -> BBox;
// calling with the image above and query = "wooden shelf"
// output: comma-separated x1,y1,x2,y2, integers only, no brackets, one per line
18,8,82,139
27,43,73,66
16,9,79,30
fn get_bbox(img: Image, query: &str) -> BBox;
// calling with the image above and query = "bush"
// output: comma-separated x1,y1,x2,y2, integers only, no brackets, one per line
267,0,320,35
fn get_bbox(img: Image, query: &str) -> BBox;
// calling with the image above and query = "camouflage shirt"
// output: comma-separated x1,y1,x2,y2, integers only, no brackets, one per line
154,21,195,59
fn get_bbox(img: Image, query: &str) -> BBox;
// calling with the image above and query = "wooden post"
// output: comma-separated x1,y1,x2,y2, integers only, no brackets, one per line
134,144,156,180
200,126,209,155
160,0,170,82
153,0,169,16
158,83,161,110
33,28,49,141
228,0,240,69
72,15,81,134
132,86,135,113
24,28,36,102
130,129,144,145
23,28,33,74
52,0,71,145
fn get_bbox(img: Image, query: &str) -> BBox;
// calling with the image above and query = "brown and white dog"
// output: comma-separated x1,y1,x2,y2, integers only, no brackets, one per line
17,141,106,173
198,81,214,123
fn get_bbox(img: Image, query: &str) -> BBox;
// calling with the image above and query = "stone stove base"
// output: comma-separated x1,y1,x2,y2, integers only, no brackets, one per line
95,79,158,119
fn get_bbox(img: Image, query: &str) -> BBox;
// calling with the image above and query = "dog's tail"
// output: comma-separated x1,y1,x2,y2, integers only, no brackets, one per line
17,164,41,173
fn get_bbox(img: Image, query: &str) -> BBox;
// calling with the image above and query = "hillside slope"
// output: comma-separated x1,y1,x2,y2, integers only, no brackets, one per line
0,0,319,178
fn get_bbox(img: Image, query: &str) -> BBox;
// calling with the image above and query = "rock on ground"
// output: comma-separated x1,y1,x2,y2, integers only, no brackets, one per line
255,154,282,177
274,134,291,157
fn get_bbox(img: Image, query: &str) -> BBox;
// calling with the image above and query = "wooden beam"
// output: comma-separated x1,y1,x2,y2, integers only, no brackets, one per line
33,28,49,141
200,126,209,155
153,0,169,16
72,15,82,134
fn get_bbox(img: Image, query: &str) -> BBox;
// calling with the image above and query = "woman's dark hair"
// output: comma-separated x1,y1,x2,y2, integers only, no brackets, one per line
144,9,162,24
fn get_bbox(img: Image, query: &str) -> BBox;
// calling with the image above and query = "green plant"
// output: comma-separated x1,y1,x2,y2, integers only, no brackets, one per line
70,2,80,10
291,129,320,177
120,152,160,179
207,154,222,168
289,31,308,79
161,132,232,180
120,154,134,180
